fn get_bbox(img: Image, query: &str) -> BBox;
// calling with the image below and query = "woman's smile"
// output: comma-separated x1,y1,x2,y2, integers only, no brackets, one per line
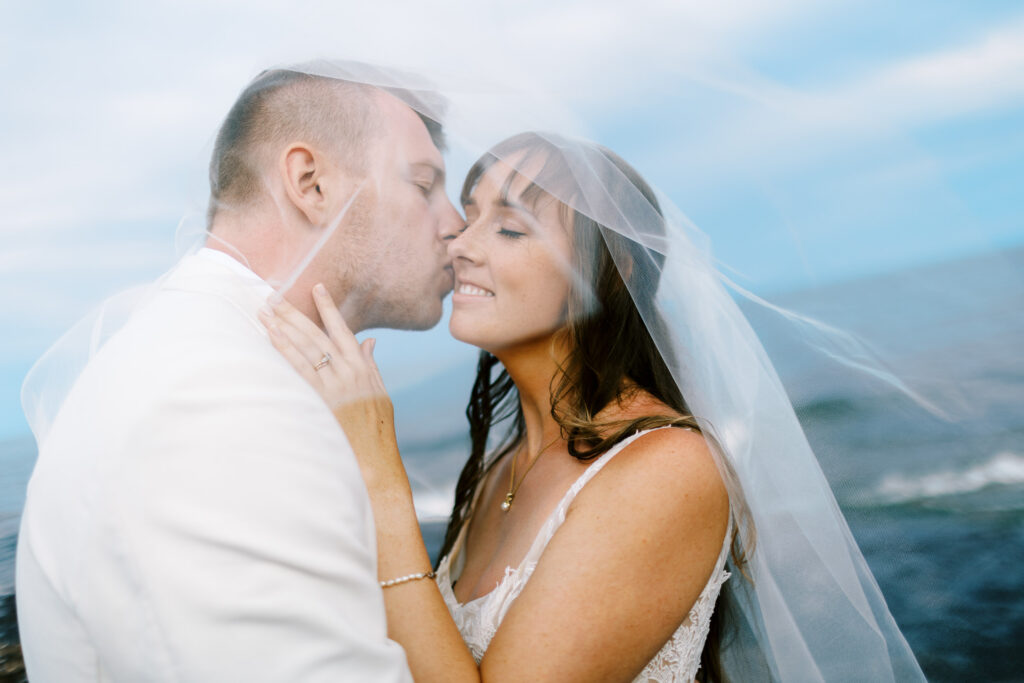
446,157,574,353
453,279,495,299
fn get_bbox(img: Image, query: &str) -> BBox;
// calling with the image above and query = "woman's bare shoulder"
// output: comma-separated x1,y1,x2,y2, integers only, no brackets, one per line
619,426,720,484
577,423,729,528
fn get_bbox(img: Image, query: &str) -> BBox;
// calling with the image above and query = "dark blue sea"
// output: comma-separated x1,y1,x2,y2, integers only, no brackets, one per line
2,246,1022,682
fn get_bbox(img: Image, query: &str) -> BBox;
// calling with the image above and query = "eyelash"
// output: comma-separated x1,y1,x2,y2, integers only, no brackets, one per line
455,218,524,239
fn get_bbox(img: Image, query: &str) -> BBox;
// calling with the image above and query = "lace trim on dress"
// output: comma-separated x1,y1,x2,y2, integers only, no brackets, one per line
435,427,733,681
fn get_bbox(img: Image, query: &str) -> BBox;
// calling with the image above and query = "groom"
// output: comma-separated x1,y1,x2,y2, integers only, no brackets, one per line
16,67,462,681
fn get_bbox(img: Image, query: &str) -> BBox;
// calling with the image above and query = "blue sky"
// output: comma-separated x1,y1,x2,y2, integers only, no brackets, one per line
2,0,1023,439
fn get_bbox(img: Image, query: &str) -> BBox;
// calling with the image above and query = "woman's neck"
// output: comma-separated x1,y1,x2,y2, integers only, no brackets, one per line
493,334,568,454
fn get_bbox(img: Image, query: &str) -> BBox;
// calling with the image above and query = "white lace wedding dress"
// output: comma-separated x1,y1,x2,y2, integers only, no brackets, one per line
435,428,733,682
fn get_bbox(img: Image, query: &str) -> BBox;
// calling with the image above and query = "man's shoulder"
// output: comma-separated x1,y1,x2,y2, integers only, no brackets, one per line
43,261,347,474
41,250,338,459
100,252,274,365
101,289,304,401
150,251,272,338
62,255,309,423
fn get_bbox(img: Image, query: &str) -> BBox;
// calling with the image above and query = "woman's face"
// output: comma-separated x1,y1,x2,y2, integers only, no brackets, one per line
448,157,575,354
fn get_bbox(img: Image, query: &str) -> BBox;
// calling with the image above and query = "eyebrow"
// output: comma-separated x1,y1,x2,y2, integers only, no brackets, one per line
410,161,445,183
461,196,531,214
498,197,532,214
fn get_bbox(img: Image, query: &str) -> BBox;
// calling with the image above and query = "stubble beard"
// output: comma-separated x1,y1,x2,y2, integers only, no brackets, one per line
333,185,445,332
358,280,442,332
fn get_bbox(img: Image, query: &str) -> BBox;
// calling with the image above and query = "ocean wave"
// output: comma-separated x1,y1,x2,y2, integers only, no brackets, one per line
865,451,1024,506
795,395,862,419
411,486,456,522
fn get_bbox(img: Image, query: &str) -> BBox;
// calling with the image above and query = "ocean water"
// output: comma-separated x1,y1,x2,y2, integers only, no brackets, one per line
751,247,1024,680
1,246,1021,681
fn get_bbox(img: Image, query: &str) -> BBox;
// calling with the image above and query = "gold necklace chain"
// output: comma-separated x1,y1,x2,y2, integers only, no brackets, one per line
502,434,561,512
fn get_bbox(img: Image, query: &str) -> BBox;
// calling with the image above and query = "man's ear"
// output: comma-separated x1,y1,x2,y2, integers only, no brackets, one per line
280,143,329,227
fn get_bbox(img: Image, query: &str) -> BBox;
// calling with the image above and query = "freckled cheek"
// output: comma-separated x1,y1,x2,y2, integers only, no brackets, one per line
530,257,573,295
519,264,569,318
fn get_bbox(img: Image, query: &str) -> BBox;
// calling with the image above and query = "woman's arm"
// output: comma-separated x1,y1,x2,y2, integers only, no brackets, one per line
261,286,729,682
260,287,480,683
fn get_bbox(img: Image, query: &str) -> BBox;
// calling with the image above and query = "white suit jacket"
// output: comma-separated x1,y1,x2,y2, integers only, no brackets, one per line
16,249,411,682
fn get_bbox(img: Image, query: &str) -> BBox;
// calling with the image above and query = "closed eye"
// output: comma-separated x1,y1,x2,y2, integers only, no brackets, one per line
499,227,525,239
444,223,469,242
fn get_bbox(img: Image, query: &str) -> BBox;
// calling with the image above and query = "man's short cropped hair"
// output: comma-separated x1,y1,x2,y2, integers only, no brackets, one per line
207,69,446,222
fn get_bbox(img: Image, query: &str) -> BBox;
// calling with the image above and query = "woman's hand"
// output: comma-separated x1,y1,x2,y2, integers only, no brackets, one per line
258,284,404,494
261,286,478,683
259,283,385,413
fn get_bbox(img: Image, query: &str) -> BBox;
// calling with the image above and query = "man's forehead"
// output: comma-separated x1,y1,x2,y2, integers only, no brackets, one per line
373,89,444,167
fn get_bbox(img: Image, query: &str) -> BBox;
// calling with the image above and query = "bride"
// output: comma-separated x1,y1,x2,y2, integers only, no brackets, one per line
262,131,925,681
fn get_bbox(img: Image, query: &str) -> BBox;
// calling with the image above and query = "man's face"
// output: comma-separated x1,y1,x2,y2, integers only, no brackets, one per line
332,93,462,331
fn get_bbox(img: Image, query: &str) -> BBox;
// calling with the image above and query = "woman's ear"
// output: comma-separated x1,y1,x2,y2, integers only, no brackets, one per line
280,143,328,226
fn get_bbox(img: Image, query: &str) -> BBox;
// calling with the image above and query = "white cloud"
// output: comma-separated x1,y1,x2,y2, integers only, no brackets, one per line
0,241,174,277
870,19,1024,116
0,0,820,286
1,1,1020,342
789,16,1024,139
662,15,1024,182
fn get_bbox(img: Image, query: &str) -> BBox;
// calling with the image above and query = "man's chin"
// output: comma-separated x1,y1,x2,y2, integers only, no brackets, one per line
364,301,443,332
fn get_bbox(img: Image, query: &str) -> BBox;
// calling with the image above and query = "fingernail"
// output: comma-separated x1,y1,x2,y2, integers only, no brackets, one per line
267,323,283,337
258,305,272,317
313,283,327,296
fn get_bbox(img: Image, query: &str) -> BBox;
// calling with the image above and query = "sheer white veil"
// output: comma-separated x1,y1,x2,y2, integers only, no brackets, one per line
21,59,459,449
22,59,927,681
451,131,927,681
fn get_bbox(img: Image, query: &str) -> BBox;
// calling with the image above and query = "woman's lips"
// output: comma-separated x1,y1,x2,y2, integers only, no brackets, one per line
454,281,494,297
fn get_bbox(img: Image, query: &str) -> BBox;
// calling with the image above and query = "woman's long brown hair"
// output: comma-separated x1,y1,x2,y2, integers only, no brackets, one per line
438,133,747,681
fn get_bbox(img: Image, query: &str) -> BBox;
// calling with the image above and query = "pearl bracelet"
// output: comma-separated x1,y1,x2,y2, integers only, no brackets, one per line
379,569,436,588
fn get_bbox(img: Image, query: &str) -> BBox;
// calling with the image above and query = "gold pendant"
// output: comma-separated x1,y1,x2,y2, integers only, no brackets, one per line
501,493,514,512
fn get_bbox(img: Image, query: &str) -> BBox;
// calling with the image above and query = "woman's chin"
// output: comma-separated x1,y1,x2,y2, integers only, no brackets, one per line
448,321,487,350
446,325,513,356
449,330,569,362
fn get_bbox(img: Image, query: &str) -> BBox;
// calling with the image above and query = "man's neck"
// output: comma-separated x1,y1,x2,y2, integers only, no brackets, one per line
206,214,296,284
207,219,360,334
204,237,255,272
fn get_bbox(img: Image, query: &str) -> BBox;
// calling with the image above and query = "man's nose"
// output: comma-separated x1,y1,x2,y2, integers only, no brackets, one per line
437,197,464,243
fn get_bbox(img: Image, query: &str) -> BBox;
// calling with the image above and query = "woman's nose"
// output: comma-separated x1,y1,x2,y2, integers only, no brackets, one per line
447,223,484,263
